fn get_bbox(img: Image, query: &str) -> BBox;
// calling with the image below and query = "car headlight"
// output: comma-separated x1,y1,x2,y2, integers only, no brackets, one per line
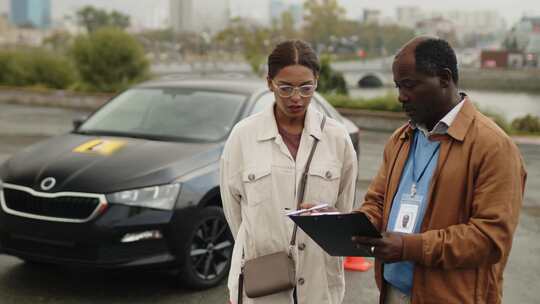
106,183,181,210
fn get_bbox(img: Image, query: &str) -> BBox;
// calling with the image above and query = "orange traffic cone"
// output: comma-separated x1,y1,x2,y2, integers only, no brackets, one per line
344,256,372,272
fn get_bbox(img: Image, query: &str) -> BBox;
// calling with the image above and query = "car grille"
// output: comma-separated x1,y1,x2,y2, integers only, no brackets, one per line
0,184,106,223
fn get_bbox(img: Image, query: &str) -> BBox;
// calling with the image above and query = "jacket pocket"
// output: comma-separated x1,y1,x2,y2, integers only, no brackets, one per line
307,163,342,205
242,166,272,206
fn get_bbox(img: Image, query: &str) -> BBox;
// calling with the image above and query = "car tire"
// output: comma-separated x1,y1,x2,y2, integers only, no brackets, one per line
178,206,234,289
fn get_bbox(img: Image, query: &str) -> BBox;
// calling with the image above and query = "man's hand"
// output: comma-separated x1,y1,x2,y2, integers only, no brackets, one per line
352,232,406,263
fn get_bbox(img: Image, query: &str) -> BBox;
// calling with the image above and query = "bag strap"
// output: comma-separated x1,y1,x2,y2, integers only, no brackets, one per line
290,115,326,247
237,115,326,303
238,271,244,304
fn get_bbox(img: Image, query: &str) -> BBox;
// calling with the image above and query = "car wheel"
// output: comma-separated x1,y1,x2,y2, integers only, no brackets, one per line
178,206,234,289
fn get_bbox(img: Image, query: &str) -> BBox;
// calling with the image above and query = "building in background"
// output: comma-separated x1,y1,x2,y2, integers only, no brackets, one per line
415,17,457,44
0,17,51,46
270,0,286,21
504,17,540,50
170,0,229,34
476,16,540,69
289,3,303,26
0,13,9,42
9,0,51,29
440,10,506,47
0,0,8,16
443,10,506,36
363,9,381,24
504,16,540,67
395,7,505,47
396,6,424,29
230,0,270,26
480,50,524,68
269,0,303,28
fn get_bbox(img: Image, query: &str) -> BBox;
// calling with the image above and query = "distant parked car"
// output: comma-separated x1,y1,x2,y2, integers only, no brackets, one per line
0,77,359,289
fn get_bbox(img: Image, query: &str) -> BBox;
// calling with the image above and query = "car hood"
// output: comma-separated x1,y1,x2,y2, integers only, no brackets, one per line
1,133,222,194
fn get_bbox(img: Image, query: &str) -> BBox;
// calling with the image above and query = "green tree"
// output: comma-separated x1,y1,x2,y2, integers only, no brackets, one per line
302,0,347,48
350,23,414,58
215,18,274,75
109,11,130,29
76,6,130,33
243,27,274,75
503,35,520,52
277,11,300,40
138,28,175,43
317,55,348,95
43,31,73,53
71,28,149,92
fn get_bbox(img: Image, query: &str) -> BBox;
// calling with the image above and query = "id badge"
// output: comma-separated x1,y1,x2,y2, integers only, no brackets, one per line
393,194,422,233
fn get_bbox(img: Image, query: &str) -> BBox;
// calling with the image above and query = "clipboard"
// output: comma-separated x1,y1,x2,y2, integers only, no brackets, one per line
288,212,381,257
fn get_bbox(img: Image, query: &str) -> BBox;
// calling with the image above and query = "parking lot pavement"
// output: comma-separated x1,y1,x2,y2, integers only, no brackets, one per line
0,254,380,304
0,103,538,303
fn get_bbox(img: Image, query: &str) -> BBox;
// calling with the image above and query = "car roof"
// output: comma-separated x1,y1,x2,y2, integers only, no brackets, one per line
136,75,268,95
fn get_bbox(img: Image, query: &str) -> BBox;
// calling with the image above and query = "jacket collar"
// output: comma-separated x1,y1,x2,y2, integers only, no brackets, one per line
400,96,475,142
446,97,475,142
257,103,323,142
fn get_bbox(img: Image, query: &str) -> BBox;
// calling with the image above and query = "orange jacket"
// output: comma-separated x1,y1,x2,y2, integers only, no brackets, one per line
359,98,527,304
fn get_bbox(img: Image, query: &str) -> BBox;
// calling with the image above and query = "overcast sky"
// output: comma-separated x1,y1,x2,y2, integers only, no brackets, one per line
1,0,539,28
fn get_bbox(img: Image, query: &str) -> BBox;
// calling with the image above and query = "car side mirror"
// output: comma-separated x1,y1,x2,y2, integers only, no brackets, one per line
72,116,87,130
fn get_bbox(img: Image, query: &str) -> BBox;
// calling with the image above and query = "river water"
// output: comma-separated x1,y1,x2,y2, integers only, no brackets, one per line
350,88,540,121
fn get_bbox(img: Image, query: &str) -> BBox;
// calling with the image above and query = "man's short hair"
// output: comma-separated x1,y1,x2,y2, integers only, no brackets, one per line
414,38,459,85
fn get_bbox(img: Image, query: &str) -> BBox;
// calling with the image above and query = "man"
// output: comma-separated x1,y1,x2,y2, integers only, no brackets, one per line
353,36,527,304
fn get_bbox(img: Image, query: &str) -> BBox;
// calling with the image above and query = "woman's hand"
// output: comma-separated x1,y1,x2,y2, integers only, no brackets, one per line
299,202,338,214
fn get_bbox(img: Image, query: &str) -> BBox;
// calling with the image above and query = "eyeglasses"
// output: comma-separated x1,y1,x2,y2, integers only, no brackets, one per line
272,81,317,98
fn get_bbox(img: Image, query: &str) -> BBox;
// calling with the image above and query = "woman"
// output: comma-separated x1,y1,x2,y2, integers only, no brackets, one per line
220,40,358,304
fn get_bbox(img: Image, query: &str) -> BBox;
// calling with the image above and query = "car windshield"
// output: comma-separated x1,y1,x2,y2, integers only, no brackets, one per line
77,87,247,142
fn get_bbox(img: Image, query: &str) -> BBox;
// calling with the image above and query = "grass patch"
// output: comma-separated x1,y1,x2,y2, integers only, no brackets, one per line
477,105,540,136
323,93,402,112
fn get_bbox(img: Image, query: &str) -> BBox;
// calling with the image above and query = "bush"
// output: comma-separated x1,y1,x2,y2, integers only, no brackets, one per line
0,49,76,89
485,111,511,134
30,52,77,89
474,105,511,134
512,114,540,134
71,27,149,92
318,55,348,95
0,51,30,86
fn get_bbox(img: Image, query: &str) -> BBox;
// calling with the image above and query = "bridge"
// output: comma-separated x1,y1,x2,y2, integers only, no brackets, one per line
332,58,393,87
151,57,393,88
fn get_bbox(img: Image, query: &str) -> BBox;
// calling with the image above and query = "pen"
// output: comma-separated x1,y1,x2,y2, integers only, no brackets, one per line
286,203,329,216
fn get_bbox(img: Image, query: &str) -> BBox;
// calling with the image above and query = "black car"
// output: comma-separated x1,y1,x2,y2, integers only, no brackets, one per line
0,78,359,289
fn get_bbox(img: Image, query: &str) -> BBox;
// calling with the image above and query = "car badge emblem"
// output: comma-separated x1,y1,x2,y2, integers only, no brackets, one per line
40,177,56,191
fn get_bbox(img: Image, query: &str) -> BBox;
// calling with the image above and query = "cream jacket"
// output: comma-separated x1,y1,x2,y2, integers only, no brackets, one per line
220,103,358,304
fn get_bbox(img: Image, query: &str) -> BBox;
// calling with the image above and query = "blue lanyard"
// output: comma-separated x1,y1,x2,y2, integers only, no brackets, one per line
410,133,440,196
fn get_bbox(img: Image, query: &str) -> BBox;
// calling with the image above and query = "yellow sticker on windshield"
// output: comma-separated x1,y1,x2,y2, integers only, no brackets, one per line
73,139,127,156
